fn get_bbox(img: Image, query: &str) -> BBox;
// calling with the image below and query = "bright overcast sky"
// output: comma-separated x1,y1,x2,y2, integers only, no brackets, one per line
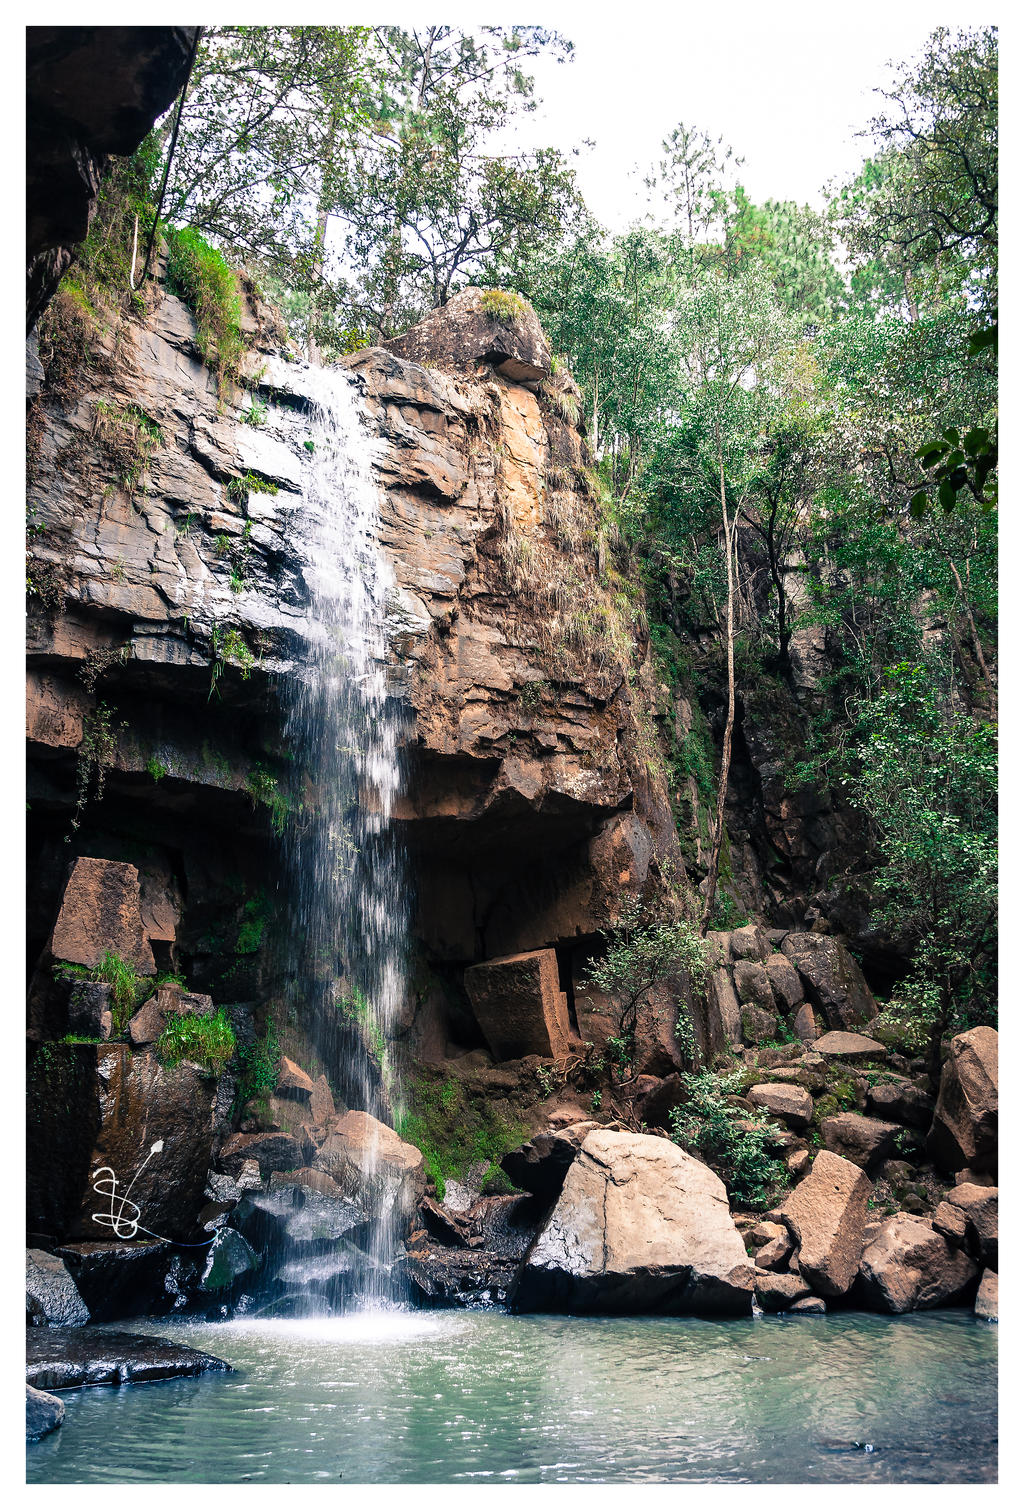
512,2,1000,227
358,0,1002,231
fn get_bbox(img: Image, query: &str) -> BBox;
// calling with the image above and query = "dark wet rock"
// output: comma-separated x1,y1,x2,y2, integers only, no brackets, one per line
237,1171,366,1247
780,933,876,1030
199,1227,258,1290
512,1130,756,1315
26,1385,65,1441
403,1246,521,1307
790,1296,827,1314
66,980,112,1040
420,1195,475,1248
927,1026,998,1174
26,1249,89,1326
52,1241,203,1322
25,1328,232,1391
499,1122,597,1202
219,1131,307,1180
859,1214,977,1313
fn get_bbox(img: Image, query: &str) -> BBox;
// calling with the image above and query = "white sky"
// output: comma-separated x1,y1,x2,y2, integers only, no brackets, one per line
506,3,1001,227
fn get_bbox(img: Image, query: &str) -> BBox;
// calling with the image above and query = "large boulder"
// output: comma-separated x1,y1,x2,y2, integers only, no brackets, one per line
219,1131,307,1180
947,1184,998,1268
27,1044,219,1244
820,1112,902,1170
383,286,552,383
781,933,876,1030
463,948,571,1061
732,960,776,1014
813,1030,886,1064
859,1214,977,1313
764,953,804,1010
927,1026,998,1174
754,1272,811,1311
779,1149,872,1298
26,1249,89,1326
512,1130,756,1315
44,856,155,974
313,1111,426,1225
706,968,742,1051
866,1077,935,1129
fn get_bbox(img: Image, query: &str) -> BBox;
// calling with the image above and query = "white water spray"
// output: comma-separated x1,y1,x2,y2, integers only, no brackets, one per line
279,365,409,1306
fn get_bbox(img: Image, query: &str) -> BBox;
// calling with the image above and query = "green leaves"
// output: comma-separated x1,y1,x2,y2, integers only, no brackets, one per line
913,421,997,513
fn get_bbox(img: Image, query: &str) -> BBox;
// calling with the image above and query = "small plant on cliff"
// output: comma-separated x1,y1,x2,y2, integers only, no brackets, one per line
164,227,245,390
669,1070,784,1208
71,701,122,833
480,288,526,324
242,399,268,427
92,401,164,495
157,1006,237,1075
53,949,153,1036
246,763,289,834
582,896,708,1075
233,1022,281,1111
227,471,279,504
208,625,257,699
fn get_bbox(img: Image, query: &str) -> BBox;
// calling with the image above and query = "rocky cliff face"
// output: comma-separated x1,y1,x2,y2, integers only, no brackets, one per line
27,274,683,1070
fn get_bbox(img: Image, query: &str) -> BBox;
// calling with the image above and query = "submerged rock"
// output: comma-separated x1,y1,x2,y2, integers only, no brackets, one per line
26,1385,64,1442
25,1328,232,1391
512,1130,755,1315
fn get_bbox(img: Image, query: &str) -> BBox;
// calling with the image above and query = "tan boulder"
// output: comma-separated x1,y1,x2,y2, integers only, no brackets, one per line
464,948,571,1061
512,1130,756,1315
859,1214,977,1313
314,1110,426,1223
707,967,742,1051
755,1272,811,1311
309,1074,336,1126
729,925,771,961
748,1083,813,1128
975,1268,997,1320
927,1026,998,1174
780,1149,872,1297
48,857,156,975
276,1057,314,1101
382,286,551,384
764,953,804,1010
793,1004,819,1043
932,1201,967,1244
732,959,776,1013
947,1184,997,1268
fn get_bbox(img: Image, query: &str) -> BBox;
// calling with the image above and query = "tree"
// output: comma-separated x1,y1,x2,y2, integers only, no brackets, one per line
329,26,582,339
582,896,707,1074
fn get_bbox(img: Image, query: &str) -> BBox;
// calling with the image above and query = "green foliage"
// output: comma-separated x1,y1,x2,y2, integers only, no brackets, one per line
53,949,154,1036
208,624,258,699
669,1070,784,1207
242,399,268,427
146,757,168,782
246,763,289,833
156,1006,237,1075
234,1022,282,1108
395,1072,529,1201
235,892,270,955
480,289,526,323
583,895,708,1072
226,472,279,503
164,227,245,387
71,702,121,832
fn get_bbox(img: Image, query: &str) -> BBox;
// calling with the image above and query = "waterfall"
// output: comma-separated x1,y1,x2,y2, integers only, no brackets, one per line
278,363,409,1309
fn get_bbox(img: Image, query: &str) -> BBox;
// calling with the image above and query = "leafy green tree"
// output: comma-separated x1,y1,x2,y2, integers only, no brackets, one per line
845,664,996,1073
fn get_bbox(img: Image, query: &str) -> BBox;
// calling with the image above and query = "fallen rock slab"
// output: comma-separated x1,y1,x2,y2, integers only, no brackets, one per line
25,1328,233,1391
859,1214,977,1313
748,1083,813,1128
947,1184,998,1268
780,933,876,1029
814,1031,886,1063
927,1026,998,1174
512,1130,756,1315
780,1149,871,1298
26,1385,64,1441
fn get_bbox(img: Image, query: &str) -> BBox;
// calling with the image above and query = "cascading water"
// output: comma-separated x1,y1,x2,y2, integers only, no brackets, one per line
276,363,410,1311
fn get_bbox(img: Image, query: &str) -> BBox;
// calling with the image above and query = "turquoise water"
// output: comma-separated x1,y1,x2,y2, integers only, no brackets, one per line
26,1308,996,1484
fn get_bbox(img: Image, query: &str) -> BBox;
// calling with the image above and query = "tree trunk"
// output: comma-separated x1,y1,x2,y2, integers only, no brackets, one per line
700,446,739,935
